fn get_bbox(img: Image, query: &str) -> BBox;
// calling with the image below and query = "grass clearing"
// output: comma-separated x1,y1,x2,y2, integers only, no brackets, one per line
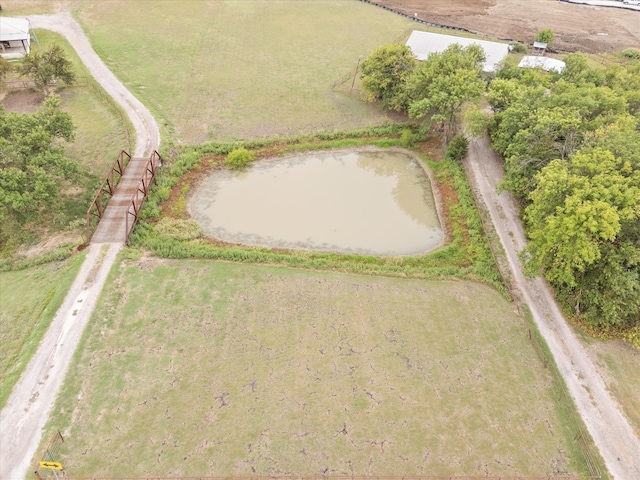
70,0,419,143
0,0,63,15
39,258,589,477
0,252,86,410
585,340,640,439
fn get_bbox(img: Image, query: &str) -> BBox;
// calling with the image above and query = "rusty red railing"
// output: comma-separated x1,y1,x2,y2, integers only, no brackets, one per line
125,150,163,243
85,150,131,243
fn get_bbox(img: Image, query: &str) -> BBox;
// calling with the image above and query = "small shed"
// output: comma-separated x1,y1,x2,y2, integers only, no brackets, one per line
405,30,510,73
518,56,566,73
532,41,547,56
0,17,31,59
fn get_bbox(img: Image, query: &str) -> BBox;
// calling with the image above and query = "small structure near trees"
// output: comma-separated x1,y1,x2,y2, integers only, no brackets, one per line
0,17,31,59
532,41,548,56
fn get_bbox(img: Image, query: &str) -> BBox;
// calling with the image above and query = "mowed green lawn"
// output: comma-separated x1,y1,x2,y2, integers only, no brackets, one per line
39,258,587,477
70,0,416,143
0,254,85,409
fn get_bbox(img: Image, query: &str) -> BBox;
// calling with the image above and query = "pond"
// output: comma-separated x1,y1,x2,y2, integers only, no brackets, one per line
189,148,444,256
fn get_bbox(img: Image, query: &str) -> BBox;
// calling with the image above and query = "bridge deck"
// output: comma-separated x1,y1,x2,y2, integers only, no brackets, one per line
90,157,148,243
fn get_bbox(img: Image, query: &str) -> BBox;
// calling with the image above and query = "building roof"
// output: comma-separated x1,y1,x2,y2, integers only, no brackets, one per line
0,17,31,42
405,30,510,73
518,56,566,73
533,41,548,49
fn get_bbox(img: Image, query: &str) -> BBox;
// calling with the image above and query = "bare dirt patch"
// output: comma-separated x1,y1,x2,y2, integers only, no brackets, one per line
1,90,45,114
375,0,640,53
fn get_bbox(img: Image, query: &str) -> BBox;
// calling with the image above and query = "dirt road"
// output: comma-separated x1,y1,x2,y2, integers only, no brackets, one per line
27,11,160,158
464,134,640,480
377,0,640,53
0,11,159,480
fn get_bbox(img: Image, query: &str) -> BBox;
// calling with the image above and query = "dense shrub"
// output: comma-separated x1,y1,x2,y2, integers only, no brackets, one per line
155,218,202,241
622,48,640,60
510,42,527,54
445,135,469,161
400,128,416,147
225,148,255,170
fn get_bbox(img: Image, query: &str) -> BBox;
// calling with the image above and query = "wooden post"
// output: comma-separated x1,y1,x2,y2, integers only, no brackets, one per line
350,55,363,93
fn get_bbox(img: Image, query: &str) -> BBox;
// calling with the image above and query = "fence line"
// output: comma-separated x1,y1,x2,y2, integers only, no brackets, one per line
58,475,599,480
34,430,64,480
5,76,89,91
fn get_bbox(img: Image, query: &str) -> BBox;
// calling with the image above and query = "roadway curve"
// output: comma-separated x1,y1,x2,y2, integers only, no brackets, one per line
0,11,159,480
464,134,640,480
28,10,160,157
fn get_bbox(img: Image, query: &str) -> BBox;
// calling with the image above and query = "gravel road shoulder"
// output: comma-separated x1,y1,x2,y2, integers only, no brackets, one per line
464,133,640,480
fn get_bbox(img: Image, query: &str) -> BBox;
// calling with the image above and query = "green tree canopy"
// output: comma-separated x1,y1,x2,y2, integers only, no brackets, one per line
0,96,78,247
524,142,640,327
534,28,555,48
359,43,418,112
490,56,640,332
407,44,486,139
0,55,12,84
18,44,76,95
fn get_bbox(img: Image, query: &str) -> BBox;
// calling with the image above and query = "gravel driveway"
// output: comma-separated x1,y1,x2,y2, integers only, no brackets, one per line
464,134,640,480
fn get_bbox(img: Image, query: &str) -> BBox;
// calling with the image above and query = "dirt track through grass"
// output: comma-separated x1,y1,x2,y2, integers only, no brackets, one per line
40,258,586,477
0,255,85,410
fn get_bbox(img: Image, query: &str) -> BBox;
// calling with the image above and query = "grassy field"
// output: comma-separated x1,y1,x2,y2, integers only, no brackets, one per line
37,258,589,477
0,253,85,409
0,0,63,15
69,0,418,144
585,339,640,439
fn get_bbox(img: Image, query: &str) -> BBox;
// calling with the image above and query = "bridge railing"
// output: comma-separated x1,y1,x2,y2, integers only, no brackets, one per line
125,150,163,243
85,150,131,243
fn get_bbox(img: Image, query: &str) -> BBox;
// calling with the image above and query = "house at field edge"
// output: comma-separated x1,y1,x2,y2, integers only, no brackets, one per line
0,17,31,59
405,30,510,73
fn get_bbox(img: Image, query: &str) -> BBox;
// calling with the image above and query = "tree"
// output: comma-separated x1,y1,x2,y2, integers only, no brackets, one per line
407,44,486,141
0,96,78,248
18,44,75,95
524,145,640,327
535,28,555,48
359,43,418,112
0,55,12,84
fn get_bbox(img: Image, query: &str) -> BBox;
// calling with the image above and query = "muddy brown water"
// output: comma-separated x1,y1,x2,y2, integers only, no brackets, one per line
189,148,443,256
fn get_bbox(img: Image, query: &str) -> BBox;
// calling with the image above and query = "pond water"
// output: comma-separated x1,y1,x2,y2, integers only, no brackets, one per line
189,148,443,256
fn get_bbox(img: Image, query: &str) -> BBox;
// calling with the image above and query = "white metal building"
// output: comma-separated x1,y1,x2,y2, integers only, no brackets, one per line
405,30,510,73
0,17,31,59
518,56,566,73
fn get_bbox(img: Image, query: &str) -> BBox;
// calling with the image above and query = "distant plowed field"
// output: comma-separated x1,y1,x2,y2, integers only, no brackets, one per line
37,260,589,477
375,0,640,52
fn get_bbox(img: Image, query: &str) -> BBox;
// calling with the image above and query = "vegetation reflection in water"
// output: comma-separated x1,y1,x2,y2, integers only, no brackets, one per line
189,149,443,256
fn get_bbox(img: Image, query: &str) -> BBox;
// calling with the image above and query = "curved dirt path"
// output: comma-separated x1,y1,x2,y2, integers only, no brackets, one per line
28,10,160,158
464,134,640,480
0,11,159,480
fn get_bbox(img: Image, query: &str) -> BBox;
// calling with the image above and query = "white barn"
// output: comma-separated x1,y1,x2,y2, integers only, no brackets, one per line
0,17,31,59
405,30,510,73
518,56,566,73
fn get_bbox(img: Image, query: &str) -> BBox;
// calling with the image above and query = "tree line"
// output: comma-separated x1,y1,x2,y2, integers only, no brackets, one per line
1,45,78,253
488,53,640,332
359,41,640,334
